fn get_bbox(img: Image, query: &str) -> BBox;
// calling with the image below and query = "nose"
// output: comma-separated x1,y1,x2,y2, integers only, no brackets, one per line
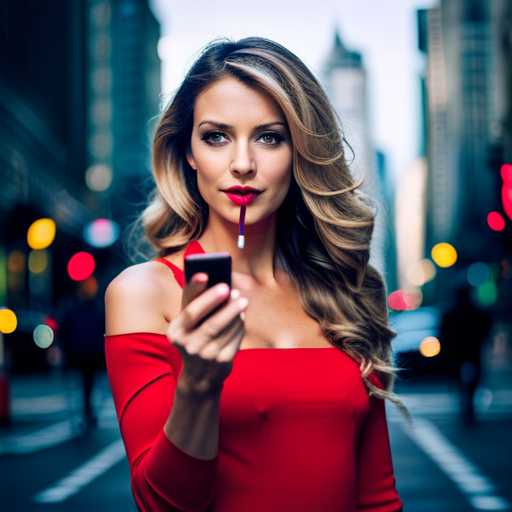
230,141,255,176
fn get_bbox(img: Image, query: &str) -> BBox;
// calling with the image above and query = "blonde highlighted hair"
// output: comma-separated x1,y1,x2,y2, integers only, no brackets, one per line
139,37,407,412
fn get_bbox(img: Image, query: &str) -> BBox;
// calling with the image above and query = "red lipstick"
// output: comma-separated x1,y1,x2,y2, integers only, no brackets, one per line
222,186,262,206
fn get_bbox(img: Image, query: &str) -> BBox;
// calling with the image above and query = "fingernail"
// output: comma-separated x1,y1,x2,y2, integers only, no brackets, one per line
237,297,249,309
240,311,246,321
194,273,208,283
231,289,241,300
217,284,230,296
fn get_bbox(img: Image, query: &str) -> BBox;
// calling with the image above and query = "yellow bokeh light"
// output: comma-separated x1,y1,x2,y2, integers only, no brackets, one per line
27,219,56,250
28,250,49,274
419,336,441,357
0,308,17,334
431,243,457,268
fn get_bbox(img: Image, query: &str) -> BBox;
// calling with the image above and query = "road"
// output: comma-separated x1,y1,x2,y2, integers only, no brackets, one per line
1,346,511,512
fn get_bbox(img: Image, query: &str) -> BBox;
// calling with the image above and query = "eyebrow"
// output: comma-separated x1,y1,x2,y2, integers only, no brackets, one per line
197,120,287,130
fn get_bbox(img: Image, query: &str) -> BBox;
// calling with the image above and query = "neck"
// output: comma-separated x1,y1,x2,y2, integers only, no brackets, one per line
198,210,280,285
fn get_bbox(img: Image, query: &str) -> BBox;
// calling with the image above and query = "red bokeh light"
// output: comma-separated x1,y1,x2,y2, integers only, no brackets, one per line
67,252,95,281
44,316,58,331
388,290,422,311
501,164,512,185
388,290,408,311
487,211,505,231
502,184,512,221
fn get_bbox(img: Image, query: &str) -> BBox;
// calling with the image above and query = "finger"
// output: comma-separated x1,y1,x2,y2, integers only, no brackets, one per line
184,293,247,354
181,272,209,309
193,295,248,345
181,283,232,330
216,322,246,362
197,315,245,359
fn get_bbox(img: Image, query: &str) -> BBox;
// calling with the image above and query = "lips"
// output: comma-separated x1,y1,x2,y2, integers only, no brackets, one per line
222,187,262,206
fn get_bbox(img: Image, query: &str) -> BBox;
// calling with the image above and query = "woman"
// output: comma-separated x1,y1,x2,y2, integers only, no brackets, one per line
105,37,404,512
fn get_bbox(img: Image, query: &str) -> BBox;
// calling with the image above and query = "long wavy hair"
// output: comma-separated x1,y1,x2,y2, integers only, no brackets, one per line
139,37,406,410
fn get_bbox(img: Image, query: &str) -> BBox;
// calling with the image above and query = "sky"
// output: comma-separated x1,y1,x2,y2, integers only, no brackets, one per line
149,0,437,184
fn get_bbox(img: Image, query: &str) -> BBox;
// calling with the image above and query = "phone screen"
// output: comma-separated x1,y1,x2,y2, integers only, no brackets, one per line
184,252,232,289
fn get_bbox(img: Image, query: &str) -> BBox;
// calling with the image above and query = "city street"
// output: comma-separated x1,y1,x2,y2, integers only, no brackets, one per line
1,342,511,512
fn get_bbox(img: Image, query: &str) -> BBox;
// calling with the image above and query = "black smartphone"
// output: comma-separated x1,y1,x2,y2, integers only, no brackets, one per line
184,252,232,323
184,252,232,289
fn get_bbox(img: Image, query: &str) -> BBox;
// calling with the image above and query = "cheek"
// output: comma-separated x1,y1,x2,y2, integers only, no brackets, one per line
275,154,293,194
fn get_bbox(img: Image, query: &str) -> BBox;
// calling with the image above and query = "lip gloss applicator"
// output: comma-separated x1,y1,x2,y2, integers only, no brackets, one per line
238,205,246,249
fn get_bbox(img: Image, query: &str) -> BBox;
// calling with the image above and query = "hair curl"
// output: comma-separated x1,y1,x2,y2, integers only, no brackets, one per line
137,37,408,415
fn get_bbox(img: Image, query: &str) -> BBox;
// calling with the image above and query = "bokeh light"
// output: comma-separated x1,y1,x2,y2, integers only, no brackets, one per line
502,183,512,221
501,163,512,184
44,316,58,331
419,336,441,357
501,165,512,221
388,289,423,311
388,290,407,311
28,250,49,274
487,211,505,231
431,243,457,268
407,259,437,286
0,308,17,334
67,252,95,281
7,250,26,273
33,324,54,349
85,163,113,191
0,247,6,305
27,218,56,250
467,262,489,287
83,219,120,248
79,276,99,299
477,281,498,306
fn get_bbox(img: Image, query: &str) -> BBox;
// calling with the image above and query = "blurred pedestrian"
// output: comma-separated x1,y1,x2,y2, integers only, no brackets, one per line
440,285,492,425
57,276,105,429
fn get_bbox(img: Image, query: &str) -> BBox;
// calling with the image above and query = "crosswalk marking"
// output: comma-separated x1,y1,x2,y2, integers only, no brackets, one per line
12,394,73,415
0,420,75,454
400,417,511,511
2,398,118,454
387,388,512,421
33,439,126,503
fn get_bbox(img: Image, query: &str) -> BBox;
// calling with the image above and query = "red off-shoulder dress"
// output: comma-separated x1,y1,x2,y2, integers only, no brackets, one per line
105,241,403,512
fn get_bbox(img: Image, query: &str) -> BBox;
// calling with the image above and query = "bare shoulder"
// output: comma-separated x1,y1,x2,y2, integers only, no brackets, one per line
105,258,183,336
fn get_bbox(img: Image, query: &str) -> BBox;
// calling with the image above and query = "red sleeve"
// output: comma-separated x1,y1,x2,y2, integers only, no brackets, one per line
355,374,403,512
105,333,218,512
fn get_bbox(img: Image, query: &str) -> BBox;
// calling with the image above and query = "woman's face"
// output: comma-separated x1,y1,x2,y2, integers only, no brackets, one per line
187,77,292,229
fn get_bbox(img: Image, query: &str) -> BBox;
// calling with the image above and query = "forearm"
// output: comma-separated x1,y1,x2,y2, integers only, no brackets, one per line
130,374,221,512
163,377,223,460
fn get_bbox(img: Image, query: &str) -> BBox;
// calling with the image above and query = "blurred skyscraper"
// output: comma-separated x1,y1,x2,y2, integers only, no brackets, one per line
498,2,512,166
323,32,388,280
87,0,160,231
418,0,511,311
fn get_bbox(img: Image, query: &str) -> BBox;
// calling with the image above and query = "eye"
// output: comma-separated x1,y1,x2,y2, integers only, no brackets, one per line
256,132,284,145
202,131,228,146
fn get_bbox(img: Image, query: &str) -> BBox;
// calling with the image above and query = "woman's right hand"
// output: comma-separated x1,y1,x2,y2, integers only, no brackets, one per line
166,273,249,397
